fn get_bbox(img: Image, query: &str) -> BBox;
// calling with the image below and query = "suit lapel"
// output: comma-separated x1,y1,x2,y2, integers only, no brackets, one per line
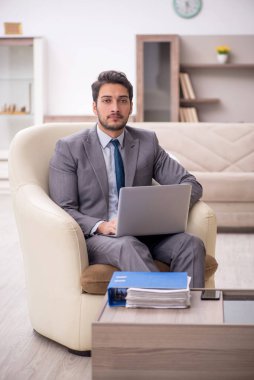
123,129,140,187
82,127,109,202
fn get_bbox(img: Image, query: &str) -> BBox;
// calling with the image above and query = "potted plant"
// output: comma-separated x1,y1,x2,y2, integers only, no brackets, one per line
216,45,230,64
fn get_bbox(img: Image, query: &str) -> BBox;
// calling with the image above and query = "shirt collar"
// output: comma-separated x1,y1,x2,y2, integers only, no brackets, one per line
96,124,125,149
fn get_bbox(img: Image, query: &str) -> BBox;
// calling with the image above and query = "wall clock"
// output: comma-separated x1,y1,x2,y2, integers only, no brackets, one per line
173,0,202,19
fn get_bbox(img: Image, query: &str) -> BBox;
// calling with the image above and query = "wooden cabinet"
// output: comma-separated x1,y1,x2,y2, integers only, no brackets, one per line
0,37,44,155
136,35,254,123
136,35,179,122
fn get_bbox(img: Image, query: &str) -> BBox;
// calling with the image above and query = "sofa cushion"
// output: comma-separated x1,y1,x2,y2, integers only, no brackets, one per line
194,172,254,202
81,255,218,294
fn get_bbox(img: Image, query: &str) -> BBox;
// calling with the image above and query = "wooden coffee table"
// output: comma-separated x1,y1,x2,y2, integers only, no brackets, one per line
92,290,254,380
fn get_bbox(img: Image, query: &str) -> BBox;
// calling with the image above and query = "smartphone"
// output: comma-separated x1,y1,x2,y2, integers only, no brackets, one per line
201,289,221,301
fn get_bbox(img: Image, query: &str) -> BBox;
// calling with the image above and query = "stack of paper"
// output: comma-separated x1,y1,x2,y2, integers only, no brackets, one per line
126,285,191,309
107,271,191,309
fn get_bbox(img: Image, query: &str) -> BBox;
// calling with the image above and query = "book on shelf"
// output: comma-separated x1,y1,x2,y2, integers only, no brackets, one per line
191,107,199,122
179,107,199,122
179,107,185,122
107,271,191,308
179,72,196,99
179,73,189,99
184,72,196,99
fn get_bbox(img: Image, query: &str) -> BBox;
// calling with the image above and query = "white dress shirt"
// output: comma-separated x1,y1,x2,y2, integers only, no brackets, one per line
90,125,125,234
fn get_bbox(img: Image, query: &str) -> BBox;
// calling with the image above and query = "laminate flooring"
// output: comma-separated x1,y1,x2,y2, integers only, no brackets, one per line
0,193,254,379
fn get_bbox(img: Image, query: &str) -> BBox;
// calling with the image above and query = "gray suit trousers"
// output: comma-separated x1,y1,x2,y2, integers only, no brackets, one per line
86,232,205,288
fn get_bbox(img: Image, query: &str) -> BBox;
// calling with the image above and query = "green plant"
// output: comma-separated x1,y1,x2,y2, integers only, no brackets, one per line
216,45,230,54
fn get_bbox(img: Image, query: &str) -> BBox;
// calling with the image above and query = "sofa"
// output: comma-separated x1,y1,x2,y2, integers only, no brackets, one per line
9,122,217,352
130,122,254,229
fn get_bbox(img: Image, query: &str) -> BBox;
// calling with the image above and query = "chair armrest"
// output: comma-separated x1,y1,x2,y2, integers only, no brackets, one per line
12,183,88,295
187,201,217,258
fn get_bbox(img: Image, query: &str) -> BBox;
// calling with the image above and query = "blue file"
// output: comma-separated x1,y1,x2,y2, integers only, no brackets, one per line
107,271,188,307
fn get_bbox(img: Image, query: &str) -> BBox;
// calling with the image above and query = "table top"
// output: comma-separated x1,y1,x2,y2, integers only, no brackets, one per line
97,291,224,325
96,289,254,326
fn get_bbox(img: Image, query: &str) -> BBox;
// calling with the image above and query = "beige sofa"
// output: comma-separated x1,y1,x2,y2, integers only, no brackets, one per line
9,122,217,352
130,122,254,229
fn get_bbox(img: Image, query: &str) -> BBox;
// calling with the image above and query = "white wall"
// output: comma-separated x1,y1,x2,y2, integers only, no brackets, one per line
1,0,254,116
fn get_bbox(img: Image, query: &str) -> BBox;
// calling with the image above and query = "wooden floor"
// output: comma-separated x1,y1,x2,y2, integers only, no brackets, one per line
0,193,254,379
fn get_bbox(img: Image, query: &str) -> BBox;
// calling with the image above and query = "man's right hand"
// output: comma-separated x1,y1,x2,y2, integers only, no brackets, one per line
96,219,117,235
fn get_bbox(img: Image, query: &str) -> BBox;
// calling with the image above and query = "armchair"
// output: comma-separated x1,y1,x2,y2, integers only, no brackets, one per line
9,123,218,352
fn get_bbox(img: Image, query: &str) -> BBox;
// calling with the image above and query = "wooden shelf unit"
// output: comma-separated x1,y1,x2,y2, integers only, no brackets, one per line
180,65,254,102
0,112,30,115
180,62,254,122
181,63,254,70
180,98,220,105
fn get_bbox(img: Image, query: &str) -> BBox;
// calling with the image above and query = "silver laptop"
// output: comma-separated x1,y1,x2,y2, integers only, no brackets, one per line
113,184,191,237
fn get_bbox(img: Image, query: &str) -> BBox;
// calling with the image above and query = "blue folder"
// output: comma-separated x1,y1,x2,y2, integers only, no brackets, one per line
107,271,188,307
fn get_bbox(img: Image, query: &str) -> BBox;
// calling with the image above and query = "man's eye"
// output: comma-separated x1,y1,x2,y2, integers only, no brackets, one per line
102,99,111,103
120,99,128,103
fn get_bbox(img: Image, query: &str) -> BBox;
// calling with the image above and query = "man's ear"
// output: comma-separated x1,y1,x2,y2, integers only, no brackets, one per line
93,101,98,115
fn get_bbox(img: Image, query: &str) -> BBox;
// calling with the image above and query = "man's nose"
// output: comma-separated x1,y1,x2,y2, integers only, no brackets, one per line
111,100,119,112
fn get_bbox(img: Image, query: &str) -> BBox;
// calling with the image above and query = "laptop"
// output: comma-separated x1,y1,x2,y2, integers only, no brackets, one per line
112,184,191,237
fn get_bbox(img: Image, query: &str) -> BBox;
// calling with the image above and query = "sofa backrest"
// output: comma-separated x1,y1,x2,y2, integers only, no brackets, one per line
129,122,254,173
9,122,254,195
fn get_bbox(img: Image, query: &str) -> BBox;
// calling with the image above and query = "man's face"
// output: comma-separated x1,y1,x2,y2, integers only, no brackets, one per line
93,83,133,137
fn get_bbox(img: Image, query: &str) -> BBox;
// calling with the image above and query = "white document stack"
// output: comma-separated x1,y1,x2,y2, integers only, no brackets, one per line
125,277,191,309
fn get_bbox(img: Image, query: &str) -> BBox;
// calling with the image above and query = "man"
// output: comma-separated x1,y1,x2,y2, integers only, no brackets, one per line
49,70,205,287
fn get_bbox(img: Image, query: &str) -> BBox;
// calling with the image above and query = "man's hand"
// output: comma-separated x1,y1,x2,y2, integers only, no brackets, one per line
96,219,117,235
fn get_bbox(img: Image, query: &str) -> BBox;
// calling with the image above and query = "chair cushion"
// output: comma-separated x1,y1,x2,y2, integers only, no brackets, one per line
81,255,218,294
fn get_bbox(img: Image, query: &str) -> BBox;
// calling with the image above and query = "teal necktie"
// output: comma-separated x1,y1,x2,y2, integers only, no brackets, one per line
111,139,125,196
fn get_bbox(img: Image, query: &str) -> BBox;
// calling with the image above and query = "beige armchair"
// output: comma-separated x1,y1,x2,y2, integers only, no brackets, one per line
9,123,218,353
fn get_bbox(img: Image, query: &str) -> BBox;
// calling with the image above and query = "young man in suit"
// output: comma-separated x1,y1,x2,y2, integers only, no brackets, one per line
49,70,205,287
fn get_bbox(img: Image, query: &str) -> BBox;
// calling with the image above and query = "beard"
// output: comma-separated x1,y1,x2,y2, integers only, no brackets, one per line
97,112,129,132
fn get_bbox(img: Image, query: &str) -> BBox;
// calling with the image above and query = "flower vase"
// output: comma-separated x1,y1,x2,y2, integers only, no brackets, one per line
217,53,229,64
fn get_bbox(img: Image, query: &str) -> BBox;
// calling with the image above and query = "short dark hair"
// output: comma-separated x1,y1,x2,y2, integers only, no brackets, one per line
91,70,133,103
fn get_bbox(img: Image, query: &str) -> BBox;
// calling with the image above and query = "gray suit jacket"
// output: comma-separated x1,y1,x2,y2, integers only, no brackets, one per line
49,125,202,237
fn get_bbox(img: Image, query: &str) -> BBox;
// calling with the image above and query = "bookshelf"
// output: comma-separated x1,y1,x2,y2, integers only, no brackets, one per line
179,63,254,122
180,98,219,105
181,63,254,70
179,71,217,121
0,37,44,155
180,35,254,122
